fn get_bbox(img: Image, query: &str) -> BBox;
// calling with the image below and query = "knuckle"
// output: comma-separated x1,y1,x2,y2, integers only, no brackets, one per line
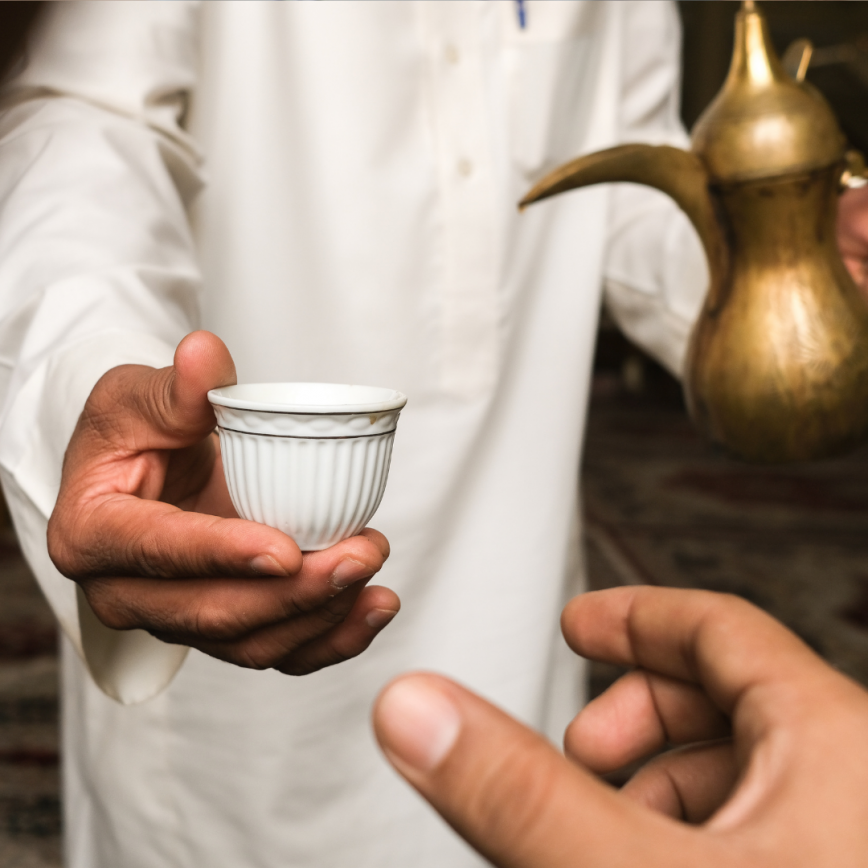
81,363,167,448
276,591,337,623
127,544,166,580
279,596,315,620
83,581,137,630
314,603,350,627
191,603,244,641
46,519,76,578
140,370,175,432
125,522,176,579
81,376,133,443
92,607,133,631
317,643,354,668
230,644,276,671
47,508,101,581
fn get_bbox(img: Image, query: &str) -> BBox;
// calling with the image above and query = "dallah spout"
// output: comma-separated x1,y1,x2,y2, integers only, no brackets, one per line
519,143,729,311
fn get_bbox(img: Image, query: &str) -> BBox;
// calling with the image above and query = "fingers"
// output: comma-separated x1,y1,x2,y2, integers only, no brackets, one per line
51,496,305,581
621,741,737,824
55,476,388,578
146,581,398,672
162,582,399,673
374,674,694,868
146,572,370,651
274,584,401,675
561,587,825,718
49,332,242,576
565,669,729,773
48,330,402,674
76,530,389,639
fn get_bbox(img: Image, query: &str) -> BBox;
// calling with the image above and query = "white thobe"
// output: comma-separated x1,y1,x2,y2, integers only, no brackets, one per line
0,2,706,866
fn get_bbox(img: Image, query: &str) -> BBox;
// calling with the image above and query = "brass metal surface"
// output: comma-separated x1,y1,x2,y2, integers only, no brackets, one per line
520,0,868,463
691,3,845,183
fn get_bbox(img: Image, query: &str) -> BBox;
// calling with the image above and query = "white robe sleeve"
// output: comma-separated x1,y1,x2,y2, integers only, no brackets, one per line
0,1,203,703
603,0,709,378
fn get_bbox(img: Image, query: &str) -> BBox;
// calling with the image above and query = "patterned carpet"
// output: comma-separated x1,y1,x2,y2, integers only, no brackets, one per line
1,352,868,865
0,523,60,868
584,356,868,701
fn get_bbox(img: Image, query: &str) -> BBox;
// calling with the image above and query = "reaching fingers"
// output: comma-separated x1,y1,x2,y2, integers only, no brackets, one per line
621,741,738,824
561,587,824,719
565,669,729,773
564,661,735,827
374,674,702,868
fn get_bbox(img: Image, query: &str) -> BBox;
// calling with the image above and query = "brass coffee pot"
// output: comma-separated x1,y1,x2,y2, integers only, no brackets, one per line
520,0,868,463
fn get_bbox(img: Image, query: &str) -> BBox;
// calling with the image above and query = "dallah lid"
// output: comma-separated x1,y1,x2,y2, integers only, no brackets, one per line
691,1,846,184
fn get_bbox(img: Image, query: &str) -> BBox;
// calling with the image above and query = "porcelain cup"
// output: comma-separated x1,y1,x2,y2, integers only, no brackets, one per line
207,383,407,551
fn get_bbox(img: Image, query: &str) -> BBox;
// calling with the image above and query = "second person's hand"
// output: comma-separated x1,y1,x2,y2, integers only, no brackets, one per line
838,184,868,304
48,330,400,674
374,586,868,867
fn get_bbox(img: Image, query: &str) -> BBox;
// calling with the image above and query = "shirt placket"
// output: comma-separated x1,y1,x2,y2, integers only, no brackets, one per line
423,1,499,399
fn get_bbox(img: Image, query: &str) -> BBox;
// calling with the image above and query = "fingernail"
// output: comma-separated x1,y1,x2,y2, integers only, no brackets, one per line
331,558,371,589
376,679,460,772
250,554,288,576
366,608,399,630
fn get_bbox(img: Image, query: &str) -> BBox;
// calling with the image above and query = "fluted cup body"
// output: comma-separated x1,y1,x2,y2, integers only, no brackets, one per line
207,383,407,551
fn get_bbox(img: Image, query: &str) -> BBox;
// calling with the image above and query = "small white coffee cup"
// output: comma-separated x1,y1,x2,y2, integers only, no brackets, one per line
207,383,407,551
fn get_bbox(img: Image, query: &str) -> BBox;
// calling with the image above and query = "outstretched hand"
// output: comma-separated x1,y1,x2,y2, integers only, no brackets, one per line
48,330,399,674
374,587,868,867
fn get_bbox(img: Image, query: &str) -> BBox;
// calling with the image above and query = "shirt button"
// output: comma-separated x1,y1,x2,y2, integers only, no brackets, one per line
457,158,473,178
444,44,460,64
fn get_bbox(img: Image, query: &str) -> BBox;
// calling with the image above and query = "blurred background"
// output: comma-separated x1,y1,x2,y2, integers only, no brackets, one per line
2,2,868,865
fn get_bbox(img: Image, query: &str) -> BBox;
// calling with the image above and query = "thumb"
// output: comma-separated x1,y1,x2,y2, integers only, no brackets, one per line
373,674,695,868
167,330,237,433
88,330,236,450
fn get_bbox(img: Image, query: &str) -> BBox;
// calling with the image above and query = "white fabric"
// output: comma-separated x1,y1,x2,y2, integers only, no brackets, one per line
0,2,707,867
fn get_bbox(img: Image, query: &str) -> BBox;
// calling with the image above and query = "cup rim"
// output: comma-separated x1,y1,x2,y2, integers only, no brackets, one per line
207,382,408,415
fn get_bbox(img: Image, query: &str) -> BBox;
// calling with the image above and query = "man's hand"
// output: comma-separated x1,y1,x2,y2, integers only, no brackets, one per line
374,587,868,867
838,184,868,303
48,330,399,674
